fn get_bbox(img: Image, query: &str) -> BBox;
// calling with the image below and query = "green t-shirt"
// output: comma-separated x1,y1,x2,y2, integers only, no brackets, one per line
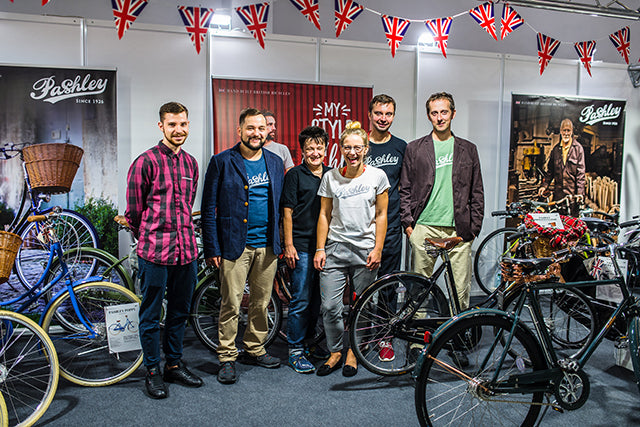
417,137,455,227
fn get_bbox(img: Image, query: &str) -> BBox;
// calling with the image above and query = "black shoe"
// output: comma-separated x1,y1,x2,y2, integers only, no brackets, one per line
163,360,203,388
306,345,330,361
316,361,341,376
342,364,358,377
218,361,237,384
145,366,168,399
447,350,469,368
240,352,281,368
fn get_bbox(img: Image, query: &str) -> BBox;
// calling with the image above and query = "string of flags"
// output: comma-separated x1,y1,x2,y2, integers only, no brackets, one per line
24,0,635,76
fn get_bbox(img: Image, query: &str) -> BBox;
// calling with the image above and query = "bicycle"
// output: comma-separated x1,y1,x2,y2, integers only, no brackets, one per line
3,208,142,386
0,142,99,290
474,197,618,295
412,242,640,426
108,314,138,334
348,236,597,376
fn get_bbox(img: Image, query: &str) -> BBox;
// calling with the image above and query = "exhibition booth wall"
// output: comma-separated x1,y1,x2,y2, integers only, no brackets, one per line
0,11,637,248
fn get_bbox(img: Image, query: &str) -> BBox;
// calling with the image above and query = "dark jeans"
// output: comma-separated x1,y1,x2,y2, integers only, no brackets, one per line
287,251,321,351
138,257,197,368
378,231,403,315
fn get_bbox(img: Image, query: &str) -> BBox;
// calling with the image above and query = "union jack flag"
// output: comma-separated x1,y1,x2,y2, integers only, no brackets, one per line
469,2,497,41
591,257,604,280
289,0,321,31
381,15,410,58
609,26,631,64
425,17,452,59
111,0,149,40
500,3,524,40
178,6,214,54
574,40,596,77
537,33,560,75
335,0,364,38
236,3,270,49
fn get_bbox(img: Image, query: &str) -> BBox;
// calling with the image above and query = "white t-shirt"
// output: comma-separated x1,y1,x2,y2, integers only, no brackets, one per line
317,166,390,249
264,141,294,170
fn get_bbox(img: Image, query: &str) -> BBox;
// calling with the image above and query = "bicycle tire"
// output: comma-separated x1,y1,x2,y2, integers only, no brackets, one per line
0,310,59,426
502,286,597,359
190,275,282,352
0,392,7,427
414,312,546,426
349,273,449,376
15,209,99,290
41,281,143,386
474,227,519,295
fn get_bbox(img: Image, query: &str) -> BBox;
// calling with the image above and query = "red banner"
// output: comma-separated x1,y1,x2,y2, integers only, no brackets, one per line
212,78,372,167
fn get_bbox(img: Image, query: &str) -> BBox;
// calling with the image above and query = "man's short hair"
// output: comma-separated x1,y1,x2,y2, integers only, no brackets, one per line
239,108,263,126
426,92,455,114
262,110,275,119
369,94,396,112
298,126,329,151
159,102,188,121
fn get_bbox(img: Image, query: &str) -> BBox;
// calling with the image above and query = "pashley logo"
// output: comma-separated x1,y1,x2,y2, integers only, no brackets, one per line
367,153,399,168
579,103,621,126
30,74,109,104
248,171,269,187
435,153,453,169
335,184,369,199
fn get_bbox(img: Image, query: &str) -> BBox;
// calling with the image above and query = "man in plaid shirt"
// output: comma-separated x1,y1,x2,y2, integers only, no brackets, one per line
125,102,203,399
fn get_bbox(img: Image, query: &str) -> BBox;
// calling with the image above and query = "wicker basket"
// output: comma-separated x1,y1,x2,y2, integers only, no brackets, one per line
22,143,84,194
532,235,554,257
0,231,22,284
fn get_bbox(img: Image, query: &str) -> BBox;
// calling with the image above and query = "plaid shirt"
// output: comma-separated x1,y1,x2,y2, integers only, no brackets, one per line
125,141,199,265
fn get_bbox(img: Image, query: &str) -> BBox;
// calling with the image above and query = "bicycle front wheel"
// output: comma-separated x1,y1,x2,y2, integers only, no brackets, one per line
414,314,545,426
0,310,59,426
41,281,143,386
15,209,99,289
349,274,449,376
190,276,282,352
473,227,519,295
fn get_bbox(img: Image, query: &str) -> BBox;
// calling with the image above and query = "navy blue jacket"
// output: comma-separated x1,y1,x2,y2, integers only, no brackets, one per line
201,143,284,261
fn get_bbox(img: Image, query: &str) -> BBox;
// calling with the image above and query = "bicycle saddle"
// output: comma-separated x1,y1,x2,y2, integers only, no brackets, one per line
114,215,130,228
580,217,616,233
425,237,463,250
501,256,555,270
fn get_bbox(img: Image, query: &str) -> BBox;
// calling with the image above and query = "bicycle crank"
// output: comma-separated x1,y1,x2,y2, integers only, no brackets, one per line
553,369,590,411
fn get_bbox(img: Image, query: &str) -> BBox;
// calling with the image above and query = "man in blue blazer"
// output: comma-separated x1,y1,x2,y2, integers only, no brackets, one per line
201,108,285,384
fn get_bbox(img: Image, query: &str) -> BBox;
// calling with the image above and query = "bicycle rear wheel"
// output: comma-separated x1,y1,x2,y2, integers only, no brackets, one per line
349,274,449,376
41,281,143,386
474,227,518,295
414,313,545,426
0,310,59,426
15,209,99,289
190,275,282,352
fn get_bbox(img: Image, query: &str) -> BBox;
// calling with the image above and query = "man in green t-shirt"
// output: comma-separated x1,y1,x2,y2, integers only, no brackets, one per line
399,92,484,316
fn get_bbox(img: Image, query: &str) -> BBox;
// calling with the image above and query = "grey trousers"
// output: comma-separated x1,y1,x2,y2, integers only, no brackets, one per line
319,241,378,353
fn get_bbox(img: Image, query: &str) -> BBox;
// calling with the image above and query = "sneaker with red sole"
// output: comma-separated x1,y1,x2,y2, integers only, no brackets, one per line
378,340,395,362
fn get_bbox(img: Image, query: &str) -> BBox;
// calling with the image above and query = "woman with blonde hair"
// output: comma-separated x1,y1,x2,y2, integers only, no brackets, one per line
313,121,389,377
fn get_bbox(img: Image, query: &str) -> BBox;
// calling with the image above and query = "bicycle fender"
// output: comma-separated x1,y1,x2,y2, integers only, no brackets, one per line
411,308,538,379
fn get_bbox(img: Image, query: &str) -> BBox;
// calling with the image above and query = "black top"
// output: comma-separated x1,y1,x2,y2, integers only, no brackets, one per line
281,163,332,253
367,134,407,233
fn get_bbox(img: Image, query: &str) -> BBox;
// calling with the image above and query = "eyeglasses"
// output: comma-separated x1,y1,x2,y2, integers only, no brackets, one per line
341,145,365,153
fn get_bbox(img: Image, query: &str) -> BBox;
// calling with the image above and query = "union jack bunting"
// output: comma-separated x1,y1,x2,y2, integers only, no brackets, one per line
335,0,364,38
178,6,214,54
381,15,410,58
469,2,497,41
425,17,452,59
42,0,51,4
609,26,631,64
574,40,596,77
111,0,149,40
236,3,270,49
289,0,321,31
500,3,524,40
537,33,560,75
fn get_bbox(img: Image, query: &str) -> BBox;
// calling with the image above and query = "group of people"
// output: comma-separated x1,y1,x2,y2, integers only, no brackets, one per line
124,91,485,399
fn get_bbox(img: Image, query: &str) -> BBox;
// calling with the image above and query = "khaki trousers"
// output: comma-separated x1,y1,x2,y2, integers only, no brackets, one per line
218,246,277,362
409,224,472,310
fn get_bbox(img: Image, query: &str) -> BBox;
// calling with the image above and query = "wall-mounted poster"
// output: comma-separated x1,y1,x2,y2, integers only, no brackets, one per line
0,65,118,219
212,78,372,166
508,94,625,216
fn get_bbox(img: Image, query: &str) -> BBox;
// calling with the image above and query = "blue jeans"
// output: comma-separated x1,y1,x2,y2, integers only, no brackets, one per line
138,258,197,368
287,251,321,351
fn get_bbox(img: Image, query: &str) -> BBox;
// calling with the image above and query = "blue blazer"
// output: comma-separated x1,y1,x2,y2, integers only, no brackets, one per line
201,143,284,261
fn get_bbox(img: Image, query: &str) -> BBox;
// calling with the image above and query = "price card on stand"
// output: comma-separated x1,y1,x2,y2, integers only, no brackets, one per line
105,302,142,353
529,212,564,230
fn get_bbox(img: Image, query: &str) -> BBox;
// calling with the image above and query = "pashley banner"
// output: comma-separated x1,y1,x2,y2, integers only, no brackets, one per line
212,78,372,167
